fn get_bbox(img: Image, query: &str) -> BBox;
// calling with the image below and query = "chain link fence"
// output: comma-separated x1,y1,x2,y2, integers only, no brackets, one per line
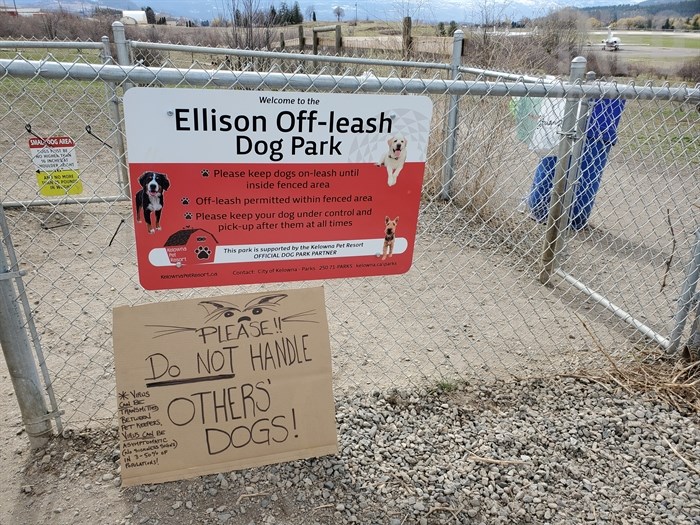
0,27,699,435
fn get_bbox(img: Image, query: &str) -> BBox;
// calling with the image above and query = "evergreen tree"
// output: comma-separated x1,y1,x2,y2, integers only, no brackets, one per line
145,6,156,24
291,1,303,24
278,2,290,25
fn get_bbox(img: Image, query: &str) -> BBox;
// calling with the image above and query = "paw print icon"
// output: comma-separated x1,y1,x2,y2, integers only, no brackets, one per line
184,212,192,220
181,197,190,205
194,246,212,260
201,169,209,177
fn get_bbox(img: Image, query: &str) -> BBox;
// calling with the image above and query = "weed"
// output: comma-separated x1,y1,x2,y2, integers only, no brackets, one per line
435,378,461,393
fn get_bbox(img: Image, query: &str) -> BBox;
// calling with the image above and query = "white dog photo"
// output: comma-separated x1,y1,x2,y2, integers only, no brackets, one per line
376,135,408,186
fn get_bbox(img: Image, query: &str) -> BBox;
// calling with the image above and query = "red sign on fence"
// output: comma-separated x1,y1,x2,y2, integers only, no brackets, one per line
123,88,433,290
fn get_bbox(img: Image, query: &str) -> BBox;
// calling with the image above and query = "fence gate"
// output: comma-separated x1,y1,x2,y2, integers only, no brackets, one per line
0,28,699,438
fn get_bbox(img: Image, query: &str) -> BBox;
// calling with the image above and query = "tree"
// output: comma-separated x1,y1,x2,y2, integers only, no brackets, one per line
536,8,587,61
278,2,290,24
290,2,303,24
305,4,315,20
588,17,601,29
144,6,156,24
448,20,458,36
333,6,344,22
472,0,509,45
222,0,277,48
392,0,429,20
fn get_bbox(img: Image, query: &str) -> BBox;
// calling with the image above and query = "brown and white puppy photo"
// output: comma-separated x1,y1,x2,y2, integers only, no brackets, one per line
376,135,408,186
380,216,399,260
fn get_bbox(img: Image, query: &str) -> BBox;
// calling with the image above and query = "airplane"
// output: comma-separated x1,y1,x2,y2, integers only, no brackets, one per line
601,27,622,51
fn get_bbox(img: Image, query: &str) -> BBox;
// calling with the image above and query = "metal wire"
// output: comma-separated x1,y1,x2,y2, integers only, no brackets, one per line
0,39,698,430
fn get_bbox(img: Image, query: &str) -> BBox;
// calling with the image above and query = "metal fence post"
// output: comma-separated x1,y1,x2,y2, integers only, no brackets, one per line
101,35,130,196
539,56,587,284
559,72,594,237
683,296,700,359
440,29,464,200
111,21,133,92
0,207,52,448
667,229,700,355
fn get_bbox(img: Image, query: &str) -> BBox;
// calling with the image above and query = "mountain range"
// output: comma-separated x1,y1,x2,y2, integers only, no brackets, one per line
6,0,692,24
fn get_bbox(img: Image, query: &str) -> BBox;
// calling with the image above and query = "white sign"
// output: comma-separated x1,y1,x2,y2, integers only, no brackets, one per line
29,136,82,196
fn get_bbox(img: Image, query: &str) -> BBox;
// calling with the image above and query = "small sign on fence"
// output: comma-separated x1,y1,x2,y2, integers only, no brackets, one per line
28,136,83,196
123,88,433,290
113,286,337,487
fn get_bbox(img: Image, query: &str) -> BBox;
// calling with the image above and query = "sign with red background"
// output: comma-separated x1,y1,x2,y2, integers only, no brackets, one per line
124,88,433,290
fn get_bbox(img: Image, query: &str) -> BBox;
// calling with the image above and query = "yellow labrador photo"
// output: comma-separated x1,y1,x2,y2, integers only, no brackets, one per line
376,135,408,186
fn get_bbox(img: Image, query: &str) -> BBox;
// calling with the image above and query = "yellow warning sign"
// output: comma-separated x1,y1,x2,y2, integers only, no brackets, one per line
36,170,83,196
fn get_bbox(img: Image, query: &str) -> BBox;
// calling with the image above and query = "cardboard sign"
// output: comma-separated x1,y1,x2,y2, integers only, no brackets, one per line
123,88,433,290
29,136,83,196
113,287,337,486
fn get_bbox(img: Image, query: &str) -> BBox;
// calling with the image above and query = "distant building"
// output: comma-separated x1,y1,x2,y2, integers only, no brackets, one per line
120,10,148,25
0,7,43,17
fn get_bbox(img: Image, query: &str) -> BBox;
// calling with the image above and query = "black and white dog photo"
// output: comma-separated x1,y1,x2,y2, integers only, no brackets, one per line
135,171,170,234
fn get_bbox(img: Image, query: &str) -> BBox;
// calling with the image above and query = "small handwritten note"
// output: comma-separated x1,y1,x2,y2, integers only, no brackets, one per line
113,287,337,486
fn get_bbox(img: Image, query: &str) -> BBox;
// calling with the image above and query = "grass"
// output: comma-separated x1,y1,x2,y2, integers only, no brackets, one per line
340,20,439,37
589,30,700,50
577,313,700,414
0,48,102,63
620,101,700,166
434,378,463,393
619,34,700,50
626,55,694,69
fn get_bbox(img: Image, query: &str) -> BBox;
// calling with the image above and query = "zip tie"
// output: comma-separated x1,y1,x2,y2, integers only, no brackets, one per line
25,123,46,144
85,125,113,149
109,218,125,247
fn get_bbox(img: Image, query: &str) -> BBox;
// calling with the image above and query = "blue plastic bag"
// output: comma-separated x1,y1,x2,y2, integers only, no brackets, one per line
527,98,625,230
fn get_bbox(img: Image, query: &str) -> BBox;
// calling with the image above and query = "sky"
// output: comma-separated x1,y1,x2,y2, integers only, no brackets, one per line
10,0,646,24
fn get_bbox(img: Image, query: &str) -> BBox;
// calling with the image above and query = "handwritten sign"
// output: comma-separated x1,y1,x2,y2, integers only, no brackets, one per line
123,88,433,290
113,287,337,486
29,136,83,196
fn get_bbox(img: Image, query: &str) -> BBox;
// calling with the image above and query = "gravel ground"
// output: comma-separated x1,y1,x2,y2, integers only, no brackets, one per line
6,376,700,525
